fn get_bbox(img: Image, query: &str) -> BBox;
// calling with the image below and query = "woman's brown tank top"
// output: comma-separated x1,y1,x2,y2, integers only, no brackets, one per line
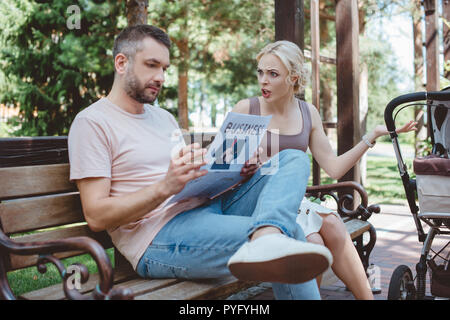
248,96,312,157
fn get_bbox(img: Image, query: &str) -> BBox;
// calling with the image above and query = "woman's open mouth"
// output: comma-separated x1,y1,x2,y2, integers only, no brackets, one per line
261,89,271,98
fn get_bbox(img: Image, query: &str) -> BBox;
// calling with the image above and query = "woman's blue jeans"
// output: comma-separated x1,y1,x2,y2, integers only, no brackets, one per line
136,149,321,300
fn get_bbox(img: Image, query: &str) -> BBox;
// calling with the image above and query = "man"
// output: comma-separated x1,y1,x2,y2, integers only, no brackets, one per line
68,25,332,300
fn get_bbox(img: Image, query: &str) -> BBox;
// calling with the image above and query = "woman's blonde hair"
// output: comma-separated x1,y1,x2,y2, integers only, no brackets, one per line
256,40,308,94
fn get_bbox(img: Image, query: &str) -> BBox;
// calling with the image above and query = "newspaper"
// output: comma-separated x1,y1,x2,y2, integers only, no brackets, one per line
168,112,272,204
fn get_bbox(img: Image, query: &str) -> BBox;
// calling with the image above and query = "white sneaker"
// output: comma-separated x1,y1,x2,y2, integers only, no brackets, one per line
227,233,333,284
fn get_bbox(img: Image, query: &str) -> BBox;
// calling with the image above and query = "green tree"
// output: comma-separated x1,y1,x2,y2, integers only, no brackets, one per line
0,0,124,136
147,0,274,129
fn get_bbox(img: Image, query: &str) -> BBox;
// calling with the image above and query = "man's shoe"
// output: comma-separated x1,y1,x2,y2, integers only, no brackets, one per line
227,233,333,284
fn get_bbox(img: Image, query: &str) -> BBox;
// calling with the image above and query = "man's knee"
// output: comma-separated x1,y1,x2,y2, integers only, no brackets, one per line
278,149,309,163
279,149,310,170
265,149,309,173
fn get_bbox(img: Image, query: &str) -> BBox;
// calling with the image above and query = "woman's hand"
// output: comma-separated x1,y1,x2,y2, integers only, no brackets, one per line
373,120,417,139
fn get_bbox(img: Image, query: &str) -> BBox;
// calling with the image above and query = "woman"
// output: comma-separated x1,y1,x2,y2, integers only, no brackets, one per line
232,40,416,300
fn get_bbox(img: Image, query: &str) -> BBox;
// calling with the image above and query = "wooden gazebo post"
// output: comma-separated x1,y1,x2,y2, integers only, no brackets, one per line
274,0,305,51
274,0,360,188
443,0,450,80
335,0,361,185
423,0,440,92
423,0,440,141
275,0,325,184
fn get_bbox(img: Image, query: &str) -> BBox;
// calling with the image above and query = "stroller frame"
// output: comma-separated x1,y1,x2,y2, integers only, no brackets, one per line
384,89,450,300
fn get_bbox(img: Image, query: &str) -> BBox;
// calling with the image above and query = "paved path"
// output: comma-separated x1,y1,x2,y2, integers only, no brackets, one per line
247,203,449,300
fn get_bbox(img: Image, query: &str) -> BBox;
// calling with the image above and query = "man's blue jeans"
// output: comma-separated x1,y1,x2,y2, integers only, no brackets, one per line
136,149,321,299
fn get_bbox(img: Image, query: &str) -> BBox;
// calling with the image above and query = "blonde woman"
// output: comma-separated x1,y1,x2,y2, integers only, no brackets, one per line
232,40,416,300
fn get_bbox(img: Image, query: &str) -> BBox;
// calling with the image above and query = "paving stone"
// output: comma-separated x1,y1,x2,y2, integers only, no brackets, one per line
247,204,449,301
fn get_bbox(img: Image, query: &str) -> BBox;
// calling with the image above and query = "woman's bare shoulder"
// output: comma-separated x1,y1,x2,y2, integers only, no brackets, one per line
302,101,320,119
231,98,251,114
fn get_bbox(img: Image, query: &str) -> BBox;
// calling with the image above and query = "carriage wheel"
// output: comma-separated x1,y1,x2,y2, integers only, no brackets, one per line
388,265,416,300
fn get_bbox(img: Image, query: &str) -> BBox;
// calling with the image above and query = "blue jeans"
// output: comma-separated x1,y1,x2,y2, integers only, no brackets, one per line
136,149,321,300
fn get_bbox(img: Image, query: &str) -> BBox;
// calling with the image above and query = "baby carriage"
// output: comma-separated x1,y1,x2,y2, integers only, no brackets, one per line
384,87,450,300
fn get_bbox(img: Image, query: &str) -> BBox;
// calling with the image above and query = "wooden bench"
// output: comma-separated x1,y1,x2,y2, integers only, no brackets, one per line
0,136,379,300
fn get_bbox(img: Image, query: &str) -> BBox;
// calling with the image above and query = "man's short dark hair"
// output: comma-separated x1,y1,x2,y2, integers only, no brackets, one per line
113,25,171,61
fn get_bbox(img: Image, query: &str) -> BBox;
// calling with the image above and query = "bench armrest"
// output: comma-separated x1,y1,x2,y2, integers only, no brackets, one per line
305,181,380,221
0,231,133,300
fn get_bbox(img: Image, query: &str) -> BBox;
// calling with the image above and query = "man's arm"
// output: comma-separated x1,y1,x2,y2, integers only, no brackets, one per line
76,177,170,232
77,143,208,232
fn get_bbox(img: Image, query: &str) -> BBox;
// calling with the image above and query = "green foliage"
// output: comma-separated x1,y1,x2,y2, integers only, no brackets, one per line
0,0,124,136
147,0,274,123
0,0,433,138
417,136,433,157
360,32,415,144
1,0,277,134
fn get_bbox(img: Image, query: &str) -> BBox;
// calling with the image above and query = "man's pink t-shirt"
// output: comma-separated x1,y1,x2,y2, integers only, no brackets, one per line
68,98,207,270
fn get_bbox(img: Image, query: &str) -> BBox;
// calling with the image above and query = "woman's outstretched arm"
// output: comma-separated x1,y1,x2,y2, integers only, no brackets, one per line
308,104,416,180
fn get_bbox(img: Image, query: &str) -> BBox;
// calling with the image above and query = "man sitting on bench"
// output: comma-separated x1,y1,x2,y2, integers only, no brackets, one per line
68,24,332,300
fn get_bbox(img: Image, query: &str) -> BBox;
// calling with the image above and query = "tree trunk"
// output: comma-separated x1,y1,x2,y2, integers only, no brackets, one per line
126,0,148,26
177,39,189,129
198,86,205,128
211,104,217,128
412,1,427,156
176,2,189,130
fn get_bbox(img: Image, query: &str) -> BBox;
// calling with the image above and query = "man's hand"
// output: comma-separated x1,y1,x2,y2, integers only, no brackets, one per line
161,143,208,197
240,147,263,181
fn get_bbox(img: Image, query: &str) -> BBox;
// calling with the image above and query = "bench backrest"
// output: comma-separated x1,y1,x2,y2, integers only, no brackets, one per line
0,134,215,273
0,163,112,271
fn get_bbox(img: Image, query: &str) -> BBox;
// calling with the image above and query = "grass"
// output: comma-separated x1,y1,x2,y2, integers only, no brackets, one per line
308,153,413,205
6,153,413,297
7,248,115,297
364,156,413,205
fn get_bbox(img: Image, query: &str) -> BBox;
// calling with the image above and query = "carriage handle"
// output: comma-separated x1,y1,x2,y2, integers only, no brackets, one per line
384,90,450,135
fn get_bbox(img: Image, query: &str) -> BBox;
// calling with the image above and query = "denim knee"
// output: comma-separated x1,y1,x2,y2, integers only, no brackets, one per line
277,149,310,165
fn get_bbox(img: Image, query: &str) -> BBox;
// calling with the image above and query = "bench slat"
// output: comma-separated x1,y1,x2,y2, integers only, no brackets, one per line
108,278,180,298
0,193,83,234
0,164,76,200
345,218,371,239
135,277,257,300
9,225,112,271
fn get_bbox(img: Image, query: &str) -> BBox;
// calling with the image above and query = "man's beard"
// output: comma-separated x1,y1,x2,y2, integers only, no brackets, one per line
124,69,159,104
